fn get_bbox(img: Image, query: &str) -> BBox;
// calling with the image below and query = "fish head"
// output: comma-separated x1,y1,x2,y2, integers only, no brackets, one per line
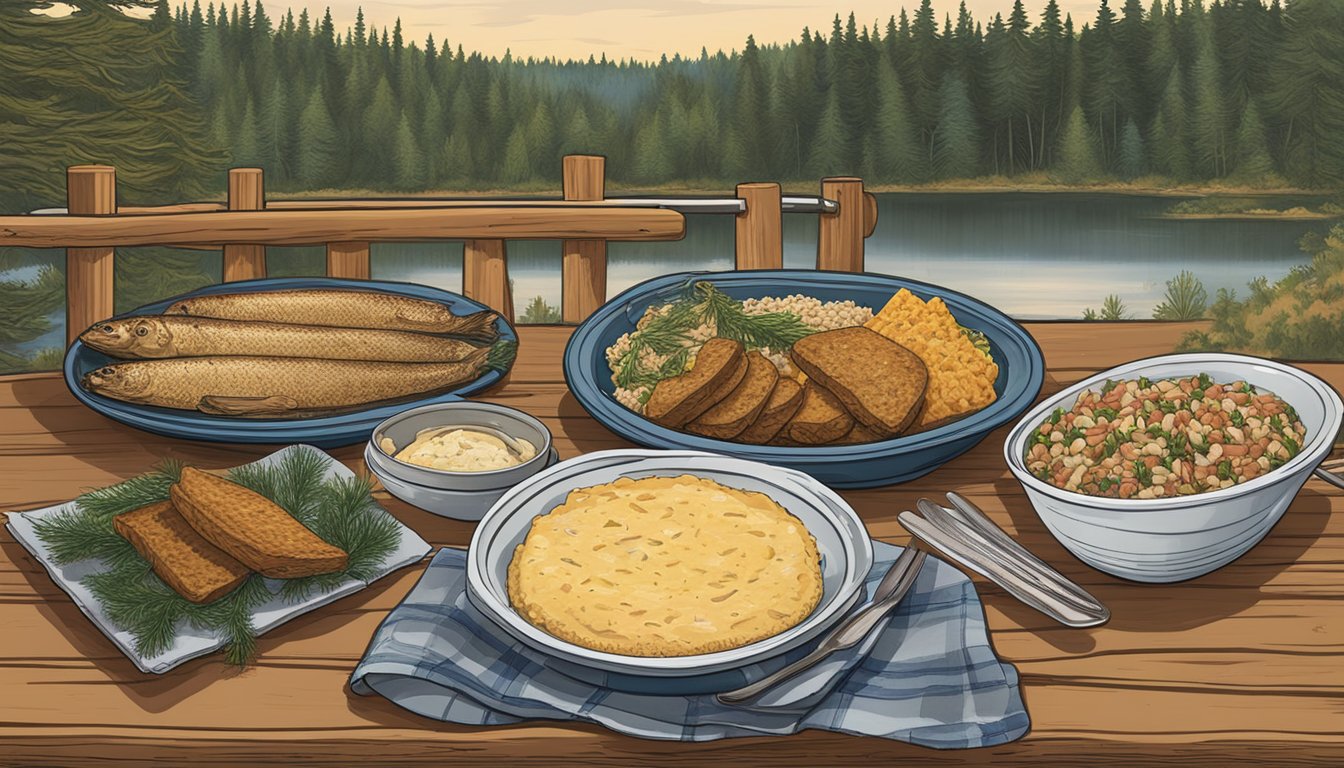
82,363,152,401
79,317,176,357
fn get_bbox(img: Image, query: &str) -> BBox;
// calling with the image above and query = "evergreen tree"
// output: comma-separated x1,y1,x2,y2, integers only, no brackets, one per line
1149,70,1191,179
1268,0,1344,186
361,77,398,184
295,85,340,188
871,54,923,182
1117,117,1144,178
932,74,980,178
1056,105,1102,181
1230,99,1275,182
806,87,848,176
501,125,531,184
1187,6,1226,178
393,112,423,189
234,98,262,164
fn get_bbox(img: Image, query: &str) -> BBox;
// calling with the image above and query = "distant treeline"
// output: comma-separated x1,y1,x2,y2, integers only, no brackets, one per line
6,0,1344,213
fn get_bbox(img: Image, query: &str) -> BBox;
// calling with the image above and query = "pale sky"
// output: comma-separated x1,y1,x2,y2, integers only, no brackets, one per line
295,1,1102,61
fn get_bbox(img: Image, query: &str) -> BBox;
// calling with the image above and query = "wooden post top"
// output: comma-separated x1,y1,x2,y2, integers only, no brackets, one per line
562,155,606,201
228,168,266,211
66,166,116,215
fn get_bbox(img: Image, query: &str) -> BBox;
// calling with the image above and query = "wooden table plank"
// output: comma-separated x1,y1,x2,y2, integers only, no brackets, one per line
1,323,1341,766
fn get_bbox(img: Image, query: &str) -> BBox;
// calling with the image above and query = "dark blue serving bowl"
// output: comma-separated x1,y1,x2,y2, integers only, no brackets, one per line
563,270,1044,488
63,277,517,448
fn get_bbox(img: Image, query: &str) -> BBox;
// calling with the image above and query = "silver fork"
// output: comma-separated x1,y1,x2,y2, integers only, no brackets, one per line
1315,459,1344,490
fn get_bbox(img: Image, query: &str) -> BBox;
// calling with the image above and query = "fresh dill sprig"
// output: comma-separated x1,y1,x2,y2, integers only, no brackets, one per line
31,446,400,667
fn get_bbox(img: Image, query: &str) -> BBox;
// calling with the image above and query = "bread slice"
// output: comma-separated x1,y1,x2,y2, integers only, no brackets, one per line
114,500,251,603
644,338,746,428
737,377,805,444
781,381,854,444
685,351,780,440
790,326,928,438
171,467,348,578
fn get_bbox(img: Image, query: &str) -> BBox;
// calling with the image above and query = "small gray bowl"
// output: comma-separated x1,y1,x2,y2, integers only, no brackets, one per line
366,442,560,520
367,401,554,492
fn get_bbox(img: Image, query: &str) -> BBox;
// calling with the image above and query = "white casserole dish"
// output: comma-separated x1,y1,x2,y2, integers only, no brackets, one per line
466,449,874,677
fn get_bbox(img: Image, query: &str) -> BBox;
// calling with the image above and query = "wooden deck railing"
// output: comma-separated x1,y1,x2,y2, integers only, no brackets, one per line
0,156,877,343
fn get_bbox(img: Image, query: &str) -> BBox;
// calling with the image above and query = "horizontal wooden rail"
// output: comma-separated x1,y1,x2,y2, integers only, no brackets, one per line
0,207,686,248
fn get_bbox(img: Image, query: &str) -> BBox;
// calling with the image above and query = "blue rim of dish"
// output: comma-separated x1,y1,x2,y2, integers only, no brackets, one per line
563,269,1045,468
63,277,517,445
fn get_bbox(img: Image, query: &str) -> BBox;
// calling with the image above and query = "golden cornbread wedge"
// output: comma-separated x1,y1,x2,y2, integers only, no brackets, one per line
171,467,348,578
791,326,928,438
865,288,998,429
737,377,805,444
113,500,251,604
781,381,854,444
685,351,780,440
644,338,746,428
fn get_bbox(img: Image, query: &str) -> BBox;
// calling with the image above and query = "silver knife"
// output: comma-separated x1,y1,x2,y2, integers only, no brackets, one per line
715,547,927,705
940,493,1107,613
898,511,1107,627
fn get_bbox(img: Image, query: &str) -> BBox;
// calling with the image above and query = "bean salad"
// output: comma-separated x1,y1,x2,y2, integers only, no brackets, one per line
1025,374,1308,499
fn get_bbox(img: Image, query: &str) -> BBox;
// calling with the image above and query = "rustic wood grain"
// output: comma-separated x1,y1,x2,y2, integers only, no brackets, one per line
816,177,865,272
734,182,783,270
463,239,514,322
0,207,686,248
1,323,1341,766
562,155,609,324
325,241,371,279
222,168,267,281
65,166,116,344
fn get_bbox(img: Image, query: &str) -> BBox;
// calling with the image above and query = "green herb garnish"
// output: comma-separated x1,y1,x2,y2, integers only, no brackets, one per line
31,448,401,666
1094,407,1118,421
1230,410,1245,427
1101,380,1119,394
1198,373,1213,390
1138,376,1151,388
1050,407,1065,425
1216,460,1234,481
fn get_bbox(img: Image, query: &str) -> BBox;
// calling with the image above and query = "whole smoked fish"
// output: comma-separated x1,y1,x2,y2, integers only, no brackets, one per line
164,289,500,341
82,347,493,417
81,315,484,362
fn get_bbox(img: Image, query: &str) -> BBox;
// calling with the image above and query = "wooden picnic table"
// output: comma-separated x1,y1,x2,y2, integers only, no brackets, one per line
1,321,1341,766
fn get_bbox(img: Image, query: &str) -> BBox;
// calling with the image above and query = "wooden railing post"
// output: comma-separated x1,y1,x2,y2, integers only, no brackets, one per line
561,155,607,323
817,176,865,273
326,241,371,279
223,168,266,281
463,240,514,323
734,182,783,270
65,165,117,343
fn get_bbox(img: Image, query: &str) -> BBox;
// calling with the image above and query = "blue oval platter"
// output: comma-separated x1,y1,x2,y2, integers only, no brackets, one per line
563,270,1045,489
63,277,517,448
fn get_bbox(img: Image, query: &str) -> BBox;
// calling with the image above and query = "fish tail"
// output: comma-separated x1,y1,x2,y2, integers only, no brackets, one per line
484,340,517,373
448,311,502,343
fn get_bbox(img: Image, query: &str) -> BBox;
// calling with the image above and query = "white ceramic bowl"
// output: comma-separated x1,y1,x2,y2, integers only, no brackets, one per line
1004,353,1342,583
466,450,874,677
366,402,556,520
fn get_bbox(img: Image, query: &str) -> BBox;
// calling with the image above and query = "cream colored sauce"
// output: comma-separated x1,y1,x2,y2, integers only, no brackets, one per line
380,426,536,472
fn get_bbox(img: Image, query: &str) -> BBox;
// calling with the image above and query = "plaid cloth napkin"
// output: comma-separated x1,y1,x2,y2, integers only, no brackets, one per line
349,541,1029,748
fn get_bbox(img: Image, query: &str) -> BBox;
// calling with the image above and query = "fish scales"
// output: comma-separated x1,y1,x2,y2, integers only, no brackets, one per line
81,315,483,362
164,289,500,341
82,348,490,417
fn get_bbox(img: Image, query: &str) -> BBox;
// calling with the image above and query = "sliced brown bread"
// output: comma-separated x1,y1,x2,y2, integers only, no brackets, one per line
644,338,746,428
781,381,854,444
790,326,928,438
113,500,251,603
171,467,348,578
685,351,780,440
737,377,805,444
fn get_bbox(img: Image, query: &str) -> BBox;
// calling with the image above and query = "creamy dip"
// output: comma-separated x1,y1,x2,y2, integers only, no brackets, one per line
380,426,536,472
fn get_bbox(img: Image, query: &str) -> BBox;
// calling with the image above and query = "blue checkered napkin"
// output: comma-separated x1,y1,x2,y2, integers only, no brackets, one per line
349,541,1029,748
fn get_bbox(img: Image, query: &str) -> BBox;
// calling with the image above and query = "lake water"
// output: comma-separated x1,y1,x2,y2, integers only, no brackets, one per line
371,192,1322,321
0,193,1325,365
